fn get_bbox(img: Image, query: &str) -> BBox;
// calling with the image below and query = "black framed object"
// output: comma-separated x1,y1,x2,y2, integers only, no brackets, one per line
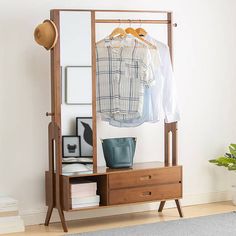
76,117,93,157
62,136,81,157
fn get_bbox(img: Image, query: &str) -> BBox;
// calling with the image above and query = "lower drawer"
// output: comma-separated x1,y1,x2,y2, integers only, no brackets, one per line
109,183,182,205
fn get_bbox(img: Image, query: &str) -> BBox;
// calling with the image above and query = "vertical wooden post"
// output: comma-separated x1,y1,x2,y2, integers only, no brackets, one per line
165,12,178,167
161,11,181,215
45,9,68,232
44,122,54,226
172,122,178,166
167,12,173,63
164,12,183,217
91,10,97,170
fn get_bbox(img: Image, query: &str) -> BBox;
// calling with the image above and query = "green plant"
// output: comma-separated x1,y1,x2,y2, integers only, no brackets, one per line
209,144,236,170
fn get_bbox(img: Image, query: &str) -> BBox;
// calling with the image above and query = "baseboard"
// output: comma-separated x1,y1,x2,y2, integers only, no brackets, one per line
21,191,232,226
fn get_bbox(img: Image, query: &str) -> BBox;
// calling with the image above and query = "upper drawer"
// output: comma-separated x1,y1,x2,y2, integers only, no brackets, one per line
108,166,182,190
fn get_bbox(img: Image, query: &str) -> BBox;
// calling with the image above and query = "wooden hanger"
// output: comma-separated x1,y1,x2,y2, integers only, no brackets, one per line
109,20,126,39
109,27,127,39
136,27,147,37
96,22,126,46
125,26,156,49
136,20,148,37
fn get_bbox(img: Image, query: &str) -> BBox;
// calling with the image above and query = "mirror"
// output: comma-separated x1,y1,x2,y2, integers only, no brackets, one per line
59,11,93,168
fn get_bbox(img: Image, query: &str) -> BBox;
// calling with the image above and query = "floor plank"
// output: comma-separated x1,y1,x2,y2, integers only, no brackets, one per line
9,201,236,236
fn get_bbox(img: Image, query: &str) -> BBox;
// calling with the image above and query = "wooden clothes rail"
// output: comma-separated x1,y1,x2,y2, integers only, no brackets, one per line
96,19,170,24
44,9,182,232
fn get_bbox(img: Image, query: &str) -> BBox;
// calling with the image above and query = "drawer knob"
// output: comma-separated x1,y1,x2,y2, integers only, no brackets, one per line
140,175,152,181
142,191,152,196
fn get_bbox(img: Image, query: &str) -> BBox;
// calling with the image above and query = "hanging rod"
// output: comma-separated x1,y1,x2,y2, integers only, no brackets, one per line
95,19,171,24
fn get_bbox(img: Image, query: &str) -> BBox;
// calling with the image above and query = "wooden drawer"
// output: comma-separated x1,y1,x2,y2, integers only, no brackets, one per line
108,166,182,190
109,183,182,205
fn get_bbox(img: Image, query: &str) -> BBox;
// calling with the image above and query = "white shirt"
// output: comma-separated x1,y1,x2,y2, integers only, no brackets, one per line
147,35,180,123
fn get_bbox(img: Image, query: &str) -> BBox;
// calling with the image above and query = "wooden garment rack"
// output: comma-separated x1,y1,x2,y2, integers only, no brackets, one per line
44,9,182,232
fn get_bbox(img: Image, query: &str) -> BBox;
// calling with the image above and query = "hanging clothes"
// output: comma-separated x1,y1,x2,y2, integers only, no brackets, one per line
146,34,180,123
96,34,180,127
99,35,179,127
96,35,155,121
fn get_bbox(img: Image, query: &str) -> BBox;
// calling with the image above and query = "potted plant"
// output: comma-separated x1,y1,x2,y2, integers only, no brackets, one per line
209,143,236,204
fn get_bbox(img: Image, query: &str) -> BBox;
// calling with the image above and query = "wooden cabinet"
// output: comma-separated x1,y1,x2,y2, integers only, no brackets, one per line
46,163,182,211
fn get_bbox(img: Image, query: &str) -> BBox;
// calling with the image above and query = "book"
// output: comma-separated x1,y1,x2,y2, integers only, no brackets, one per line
0,196,18,213
0,206,18,212
71,195,100,205
63,170,93,176
62,163,93,175
72,202,99,209
0,197,18,208
0,211,18,217
62,157,93,164
0,221,24,235
0,216,22,225
71,180,97,194
0,196,24,234
71,189,97,198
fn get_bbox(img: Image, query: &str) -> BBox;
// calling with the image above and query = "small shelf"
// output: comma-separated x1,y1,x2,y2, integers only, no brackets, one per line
59,174,108,210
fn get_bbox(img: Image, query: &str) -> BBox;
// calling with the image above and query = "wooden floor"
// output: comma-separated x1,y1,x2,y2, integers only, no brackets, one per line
11,201,236,236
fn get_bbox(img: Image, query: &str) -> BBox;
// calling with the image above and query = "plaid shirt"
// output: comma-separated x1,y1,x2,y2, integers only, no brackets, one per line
96,36,155,121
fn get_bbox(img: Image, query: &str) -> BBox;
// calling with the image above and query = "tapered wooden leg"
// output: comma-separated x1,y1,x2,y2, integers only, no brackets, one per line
44,205,53,226
158,201,166,212
175,199,183,217
58,208,68,232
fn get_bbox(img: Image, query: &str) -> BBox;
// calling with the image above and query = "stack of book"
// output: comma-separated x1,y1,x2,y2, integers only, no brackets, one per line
0,196,24,234
71,180,100,209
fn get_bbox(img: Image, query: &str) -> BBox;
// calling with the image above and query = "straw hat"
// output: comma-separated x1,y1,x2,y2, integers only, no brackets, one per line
34,20,58,50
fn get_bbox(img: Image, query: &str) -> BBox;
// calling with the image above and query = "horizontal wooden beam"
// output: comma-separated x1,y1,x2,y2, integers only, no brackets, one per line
51,9,172,14
95,19,170,24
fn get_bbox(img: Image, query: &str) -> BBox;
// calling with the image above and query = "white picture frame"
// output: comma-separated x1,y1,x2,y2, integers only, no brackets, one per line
66,66,92,105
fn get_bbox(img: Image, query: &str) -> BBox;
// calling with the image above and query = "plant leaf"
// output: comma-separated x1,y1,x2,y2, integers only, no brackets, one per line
230,144,236,149
225,153,233,158
229,146,236,157
211,157,236,168
228,164,236,170
209,159,218,163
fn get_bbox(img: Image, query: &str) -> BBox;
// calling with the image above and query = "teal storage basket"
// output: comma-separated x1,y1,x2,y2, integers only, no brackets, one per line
101,137,136,168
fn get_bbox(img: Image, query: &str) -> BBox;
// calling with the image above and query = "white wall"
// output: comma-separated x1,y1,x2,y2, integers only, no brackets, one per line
1,0,236,225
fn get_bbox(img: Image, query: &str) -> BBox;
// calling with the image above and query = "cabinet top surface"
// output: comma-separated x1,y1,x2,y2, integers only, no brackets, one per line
62,162,182,178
